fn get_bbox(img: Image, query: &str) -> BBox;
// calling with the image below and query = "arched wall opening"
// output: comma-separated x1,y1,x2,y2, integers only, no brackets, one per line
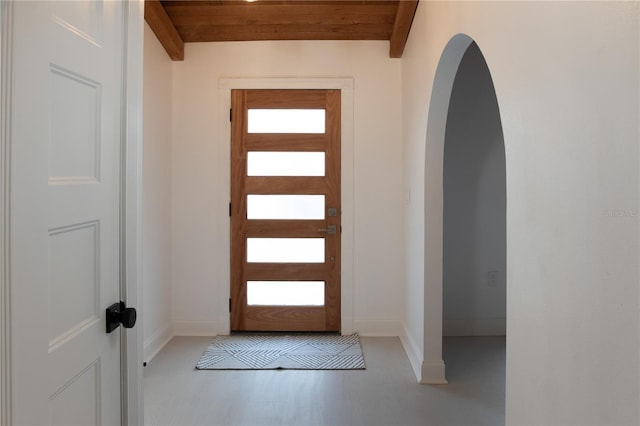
441,41,506,384
442,42,506,338
422,34,506,384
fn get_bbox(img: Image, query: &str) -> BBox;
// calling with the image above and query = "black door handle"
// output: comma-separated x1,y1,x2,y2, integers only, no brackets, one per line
106,301,137,333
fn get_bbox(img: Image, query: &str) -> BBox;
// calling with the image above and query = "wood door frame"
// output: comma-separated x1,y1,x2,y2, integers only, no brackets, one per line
0,1,144,424
218,78,355,335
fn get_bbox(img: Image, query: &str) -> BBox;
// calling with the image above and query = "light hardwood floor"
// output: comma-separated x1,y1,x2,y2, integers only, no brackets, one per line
144,336,505,426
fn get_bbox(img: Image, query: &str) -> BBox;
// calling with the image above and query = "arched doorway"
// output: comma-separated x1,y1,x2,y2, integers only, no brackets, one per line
422,34,506,385
441,42,506,379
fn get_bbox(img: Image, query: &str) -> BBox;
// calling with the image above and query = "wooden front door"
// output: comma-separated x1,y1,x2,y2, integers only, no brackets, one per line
230,89,341,332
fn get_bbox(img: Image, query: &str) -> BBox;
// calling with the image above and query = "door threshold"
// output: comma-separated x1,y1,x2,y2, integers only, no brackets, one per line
230,331,340,336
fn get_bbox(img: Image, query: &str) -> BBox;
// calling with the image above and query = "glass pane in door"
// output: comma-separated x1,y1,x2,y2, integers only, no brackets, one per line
247,281,325,306
248,109,325,134
247,195,325,220
246,238,325,263
247,152,325,176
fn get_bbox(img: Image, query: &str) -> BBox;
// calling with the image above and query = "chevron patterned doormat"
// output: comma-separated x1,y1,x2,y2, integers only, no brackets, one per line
196,333,365,370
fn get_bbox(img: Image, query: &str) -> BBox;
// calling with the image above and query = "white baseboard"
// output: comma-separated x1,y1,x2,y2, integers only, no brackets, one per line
173,320,218,336
442,318,506,336
143,323,174,365
399,325,422,382
399,324,448,384
352,319,401,336
421,359,448,384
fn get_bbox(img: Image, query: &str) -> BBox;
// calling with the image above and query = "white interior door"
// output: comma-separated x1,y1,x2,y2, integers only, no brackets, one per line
9,1,126,424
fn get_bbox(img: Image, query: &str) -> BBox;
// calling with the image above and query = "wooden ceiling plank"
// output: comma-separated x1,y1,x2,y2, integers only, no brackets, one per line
168,12,396,27
177,23,393,39
145,0,185,61
180,31,391,43
162,3,399,18
389,0,418,58
161,1,399,8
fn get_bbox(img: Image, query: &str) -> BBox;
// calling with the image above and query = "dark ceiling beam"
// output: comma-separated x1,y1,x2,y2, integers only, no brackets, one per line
144,0,185,61
389,0,418,58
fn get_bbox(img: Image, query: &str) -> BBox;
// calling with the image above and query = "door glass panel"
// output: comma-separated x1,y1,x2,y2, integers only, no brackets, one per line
248,109,325,134
247,238,324,263
247,195,325,220
247,152,325,176
247,281,325,306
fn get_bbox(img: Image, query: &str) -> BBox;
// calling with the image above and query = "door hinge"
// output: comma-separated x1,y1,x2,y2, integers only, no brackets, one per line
229,202,232,217
229,108,232,122
229,298,232,312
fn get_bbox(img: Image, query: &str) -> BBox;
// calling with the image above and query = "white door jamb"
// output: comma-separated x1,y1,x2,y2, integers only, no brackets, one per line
121,1,144,424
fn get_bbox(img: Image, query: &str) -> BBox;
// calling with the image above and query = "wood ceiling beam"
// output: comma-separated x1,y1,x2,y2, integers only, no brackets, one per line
389,0,418,58
144,0,184,61
177,25,392,43
168,13,396,27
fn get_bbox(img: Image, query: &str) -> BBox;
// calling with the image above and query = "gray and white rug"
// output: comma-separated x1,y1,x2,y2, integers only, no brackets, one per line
196,333,365,370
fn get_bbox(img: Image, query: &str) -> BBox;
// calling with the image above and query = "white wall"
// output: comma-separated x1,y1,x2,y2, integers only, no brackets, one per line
171,41,404,336
142,23,174,363
442,42,506,336
402,1,639,424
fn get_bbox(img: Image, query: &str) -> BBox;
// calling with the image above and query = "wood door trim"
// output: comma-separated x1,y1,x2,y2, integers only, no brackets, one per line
245,263,326,281
246,177,327,194
245,134,326,150
245,220,326,237
245,89,329,108
244,306,326,332
230,90,248,324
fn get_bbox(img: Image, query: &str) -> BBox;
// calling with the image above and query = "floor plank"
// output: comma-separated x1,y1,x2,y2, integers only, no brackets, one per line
144,336,505,426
